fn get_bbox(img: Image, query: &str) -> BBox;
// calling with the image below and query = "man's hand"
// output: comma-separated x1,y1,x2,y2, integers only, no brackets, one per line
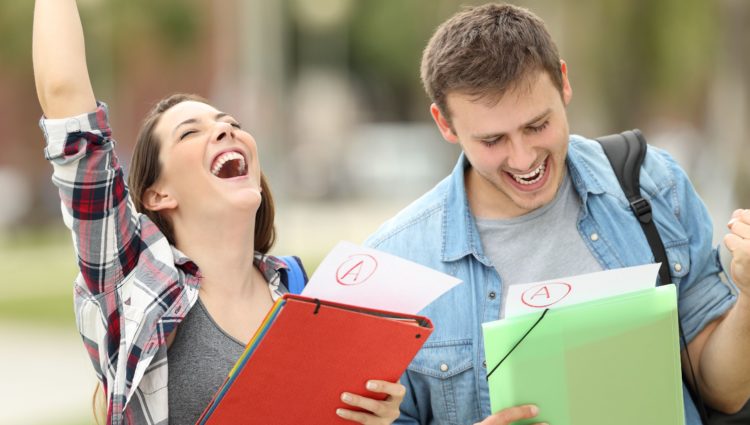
725,209,750,294
473,404,546,425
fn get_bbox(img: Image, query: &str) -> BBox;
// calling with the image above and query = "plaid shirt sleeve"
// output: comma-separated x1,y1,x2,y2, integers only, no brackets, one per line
40,103,142,296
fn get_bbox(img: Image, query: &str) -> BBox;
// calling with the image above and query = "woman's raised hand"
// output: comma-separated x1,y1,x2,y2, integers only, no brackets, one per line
33,0,96,118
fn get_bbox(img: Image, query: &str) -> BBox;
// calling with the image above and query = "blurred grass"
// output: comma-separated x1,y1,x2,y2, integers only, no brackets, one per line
0,222,330,329
0,293,76,326
0,197,400,330
0,226,78,327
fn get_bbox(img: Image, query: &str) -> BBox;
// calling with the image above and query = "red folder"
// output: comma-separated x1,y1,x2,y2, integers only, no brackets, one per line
197,294,433,424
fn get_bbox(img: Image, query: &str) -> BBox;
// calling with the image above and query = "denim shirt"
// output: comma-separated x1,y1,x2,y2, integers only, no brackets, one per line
365,135,736,425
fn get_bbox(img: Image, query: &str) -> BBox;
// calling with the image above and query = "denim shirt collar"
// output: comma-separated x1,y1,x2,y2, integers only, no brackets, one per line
442,153,488,265
441,136,606,265
565,135,607,201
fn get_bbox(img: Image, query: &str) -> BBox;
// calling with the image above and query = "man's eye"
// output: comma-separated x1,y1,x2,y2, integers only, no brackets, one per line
481,138,499,147
180,130,198,140
231,122,242,129
529,121,549,133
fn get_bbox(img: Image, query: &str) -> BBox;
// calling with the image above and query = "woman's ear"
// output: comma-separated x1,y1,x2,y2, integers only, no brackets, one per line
143,185,177,212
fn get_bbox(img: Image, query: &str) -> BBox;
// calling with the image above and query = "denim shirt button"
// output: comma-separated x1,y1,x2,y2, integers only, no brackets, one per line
590,233,599,241
482,360,487,368
674,263,682,272
440,363,449,372
488,291,497,300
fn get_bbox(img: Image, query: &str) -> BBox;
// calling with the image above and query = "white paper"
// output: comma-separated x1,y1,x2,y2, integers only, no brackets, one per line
502,263,660,319
301,241,462,314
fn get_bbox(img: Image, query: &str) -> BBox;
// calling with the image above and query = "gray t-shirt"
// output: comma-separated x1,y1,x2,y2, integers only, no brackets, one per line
168,299,245,424
475,172,603,316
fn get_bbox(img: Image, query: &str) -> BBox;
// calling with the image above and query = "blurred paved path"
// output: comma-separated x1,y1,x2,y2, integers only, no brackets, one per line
0,323,92,425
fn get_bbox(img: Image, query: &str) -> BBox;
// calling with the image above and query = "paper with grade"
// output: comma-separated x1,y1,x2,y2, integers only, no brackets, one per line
503,263,660,318
302,241,462,314
483,285,685,425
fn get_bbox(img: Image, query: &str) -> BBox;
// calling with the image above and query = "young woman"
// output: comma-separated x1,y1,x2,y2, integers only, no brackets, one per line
32,1,405,424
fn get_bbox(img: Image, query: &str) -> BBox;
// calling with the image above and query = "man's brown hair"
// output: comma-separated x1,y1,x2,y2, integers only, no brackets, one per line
421,3,563,120
128,93,276,253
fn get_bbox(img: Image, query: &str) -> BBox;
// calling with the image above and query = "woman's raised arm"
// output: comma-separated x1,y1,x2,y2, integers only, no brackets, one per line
33,0,96,118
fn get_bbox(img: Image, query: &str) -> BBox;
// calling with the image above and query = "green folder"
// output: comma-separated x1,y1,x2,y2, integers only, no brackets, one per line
482,285,684,425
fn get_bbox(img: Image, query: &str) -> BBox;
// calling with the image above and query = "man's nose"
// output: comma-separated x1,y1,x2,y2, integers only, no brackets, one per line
506,137,536,171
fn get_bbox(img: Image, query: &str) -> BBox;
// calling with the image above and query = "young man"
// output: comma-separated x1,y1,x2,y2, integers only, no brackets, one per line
365,4,750,425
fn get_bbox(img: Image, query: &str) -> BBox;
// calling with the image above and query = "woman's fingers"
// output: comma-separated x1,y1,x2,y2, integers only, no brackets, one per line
336,380,405,424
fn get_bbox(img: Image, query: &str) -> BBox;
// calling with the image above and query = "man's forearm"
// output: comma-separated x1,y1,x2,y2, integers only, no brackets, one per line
697,295,750,413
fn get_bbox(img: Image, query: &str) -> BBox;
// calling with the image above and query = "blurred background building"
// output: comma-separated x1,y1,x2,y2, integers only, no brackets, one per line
0,0,747,423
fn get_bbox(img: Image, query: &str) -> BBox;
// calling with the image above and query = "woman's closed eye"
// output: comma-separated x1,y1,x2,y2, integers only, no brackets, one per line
179,129,199,140
180,120,241,141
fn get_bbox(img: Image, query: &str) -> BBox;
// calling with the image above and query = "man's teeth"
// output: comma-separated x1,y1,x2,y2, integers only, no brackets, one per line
211,151,246,176
511,161,546,185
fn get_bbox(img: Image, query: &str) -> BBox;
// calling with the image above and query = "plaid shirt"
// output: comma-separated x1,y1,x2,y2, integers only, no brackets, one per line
40,103,293,425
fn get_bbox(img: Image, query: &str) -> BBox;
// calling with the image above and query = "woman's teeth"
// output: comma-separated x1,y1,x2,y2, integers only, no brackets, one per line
211,151,246,177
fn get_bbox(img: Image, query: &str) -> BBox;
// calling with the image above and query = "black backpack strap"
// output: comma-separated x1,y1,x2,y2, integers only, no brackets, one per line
595,129,671,286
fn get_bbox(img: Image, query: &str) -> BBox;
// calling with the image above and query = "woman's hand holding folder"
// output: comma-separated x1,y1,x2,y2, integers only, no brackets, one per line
336,379,406,424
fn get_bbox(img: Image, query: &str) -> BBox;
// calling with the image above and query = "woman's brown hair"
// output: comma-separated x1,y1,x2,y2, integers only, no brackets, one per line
127,93,276,253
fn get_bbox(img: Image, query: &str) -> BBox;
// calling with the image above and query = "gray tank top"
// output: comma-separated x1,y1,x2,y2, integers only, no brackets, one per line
167,299,245,424
475,172,603,317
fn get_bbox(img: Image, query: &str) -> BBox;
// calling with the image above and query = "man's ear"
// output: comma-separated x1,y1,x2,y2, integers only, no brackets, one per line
143,185,177,212
560,60,573,106
430,103,459,144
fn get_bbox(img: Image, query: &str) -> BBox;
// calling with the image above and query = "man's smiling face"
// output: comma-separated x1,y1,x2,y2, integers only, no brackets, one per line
431,67,573,218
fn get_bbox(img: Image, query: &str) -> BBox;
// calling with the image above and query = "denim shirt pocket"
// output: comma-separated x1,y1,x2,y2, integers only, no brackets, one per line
406,340,479,424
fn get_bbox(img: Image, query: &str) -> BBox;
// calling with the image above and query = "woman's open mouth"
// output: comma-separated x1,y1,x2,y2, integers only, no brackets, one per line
210,151,248,179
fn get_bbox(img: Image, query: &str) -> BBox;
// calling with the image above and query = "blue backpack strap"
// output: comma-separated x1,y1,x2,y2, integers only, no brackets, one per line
278,255,308,295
